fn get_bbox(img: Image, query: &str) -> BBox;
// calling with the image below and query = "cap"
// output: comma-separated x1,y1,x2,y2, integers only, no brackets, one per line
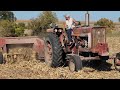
64,14,70,17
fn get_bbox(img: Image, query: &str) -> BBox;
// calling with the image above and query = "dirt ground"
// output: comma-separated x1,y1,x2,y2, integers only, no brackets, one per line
0,37,120,79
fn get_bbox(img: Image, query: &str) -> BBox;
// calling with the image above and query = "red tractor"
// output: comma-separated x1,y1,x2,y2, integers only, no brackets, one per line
44,12,120,72
0,12,120,72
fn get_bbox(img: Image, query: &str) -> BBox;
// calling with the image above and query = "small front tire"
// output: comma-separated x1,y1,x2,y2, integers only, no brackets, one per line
68,55,82,72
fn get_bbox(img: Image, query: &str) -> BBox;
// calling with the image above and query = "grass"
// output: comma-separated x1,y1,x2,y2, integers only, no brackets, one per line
107,30,120,37
106,33,120,56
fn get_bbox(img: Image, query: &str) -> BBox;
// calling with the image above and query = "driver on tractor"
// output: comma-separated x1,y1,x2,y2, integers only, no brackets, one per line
64,14,76,45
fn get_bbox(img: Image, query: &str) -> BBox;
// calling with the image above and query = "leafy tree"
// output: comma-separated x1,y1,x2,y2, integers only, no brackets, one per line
15,27,24,36
0,11,16,22
28,18,41,33
94,18,115,30
0,20,15,36
15,23,26,36
28,11,58,35
18,23,26,28
0,12,26,37
39,11,58,30
0,21,25,37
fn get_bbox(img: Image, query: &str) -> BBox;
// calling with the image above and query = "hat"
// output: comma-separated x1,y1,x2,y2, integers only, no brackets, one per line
64,14,70,17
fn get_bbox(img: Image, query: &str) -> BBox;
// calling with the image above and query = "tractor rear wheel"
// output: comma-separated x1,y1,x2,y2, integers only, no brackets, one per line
44,33,64,67
0,52,3,64
68,55,82,72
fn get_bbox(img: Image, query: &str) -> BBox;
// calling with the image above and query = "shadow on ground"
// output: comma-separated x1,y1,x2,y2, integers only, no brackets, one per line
82,60,113,71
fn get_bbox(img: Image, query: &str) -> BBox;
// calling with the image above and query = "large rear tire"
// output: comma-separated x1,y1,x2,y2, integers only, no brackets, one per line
44,33,64,67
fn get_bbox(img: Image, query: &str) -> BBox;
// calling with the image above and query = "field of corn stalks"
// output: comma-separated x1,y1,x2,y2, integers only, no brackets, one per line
0,36,120,79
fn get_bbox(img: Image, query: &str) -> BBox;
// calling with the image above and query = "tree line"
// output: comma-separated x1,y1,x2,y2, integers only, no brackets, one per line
0,11,118,37
0,11,58,37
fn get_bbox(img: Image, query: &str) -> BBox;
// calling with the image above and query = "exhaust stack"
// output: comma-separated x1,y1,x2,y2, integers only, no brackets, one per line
85,11,90,26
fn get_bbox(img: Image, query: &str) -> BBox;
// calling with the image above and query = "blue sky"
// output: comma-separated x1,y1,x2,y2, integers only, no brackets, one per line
13,11,120,22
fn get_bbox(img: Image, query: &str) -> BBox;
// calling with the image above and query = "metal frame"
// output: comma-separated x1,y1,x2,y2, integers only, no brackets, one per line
0,36,45,59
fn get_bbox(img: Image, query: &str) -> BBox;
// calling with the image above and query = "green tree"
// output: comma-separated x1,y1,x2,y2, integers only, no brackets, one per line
0,20,15,36
15,27,24,36
0,11,16,22
18,23,26,28
94,18,115,30
28,18,41,32
39,11,58,30
15,23,26,36
28,11,58,35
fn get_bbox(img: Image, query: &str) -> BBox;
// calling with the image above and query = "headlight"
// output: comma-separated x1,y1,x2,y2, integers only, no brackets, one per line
59,29,62,32
98,31,100,35
55,29,57,32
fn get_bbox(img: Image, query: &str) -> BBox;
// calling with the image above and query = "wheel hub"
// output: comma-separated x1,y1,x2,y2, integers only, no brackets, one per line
69,59,75,72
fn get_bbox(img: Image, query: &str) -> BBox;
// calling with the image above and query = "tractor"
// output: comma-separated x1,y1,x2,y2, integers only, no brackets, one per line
0,12,120,72
44,12,120,72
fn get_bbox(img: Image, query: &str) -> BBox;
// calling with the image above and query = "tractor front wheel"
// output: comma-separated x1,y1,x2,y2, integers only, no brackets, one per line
68,55,82,72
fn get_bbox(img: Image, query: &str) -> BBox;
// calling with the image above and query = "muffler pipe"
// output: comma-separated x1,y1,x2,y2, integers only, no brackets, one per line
85,11,90,26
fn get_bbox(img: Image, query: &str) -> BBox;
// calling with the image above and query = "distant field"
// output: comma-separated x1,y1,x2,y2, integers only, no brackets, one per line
106,30,120,55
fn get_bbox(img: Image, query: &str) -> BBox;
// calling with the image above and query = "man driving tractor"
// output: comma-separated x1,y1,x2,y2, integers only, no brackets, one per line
64,14,77,44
